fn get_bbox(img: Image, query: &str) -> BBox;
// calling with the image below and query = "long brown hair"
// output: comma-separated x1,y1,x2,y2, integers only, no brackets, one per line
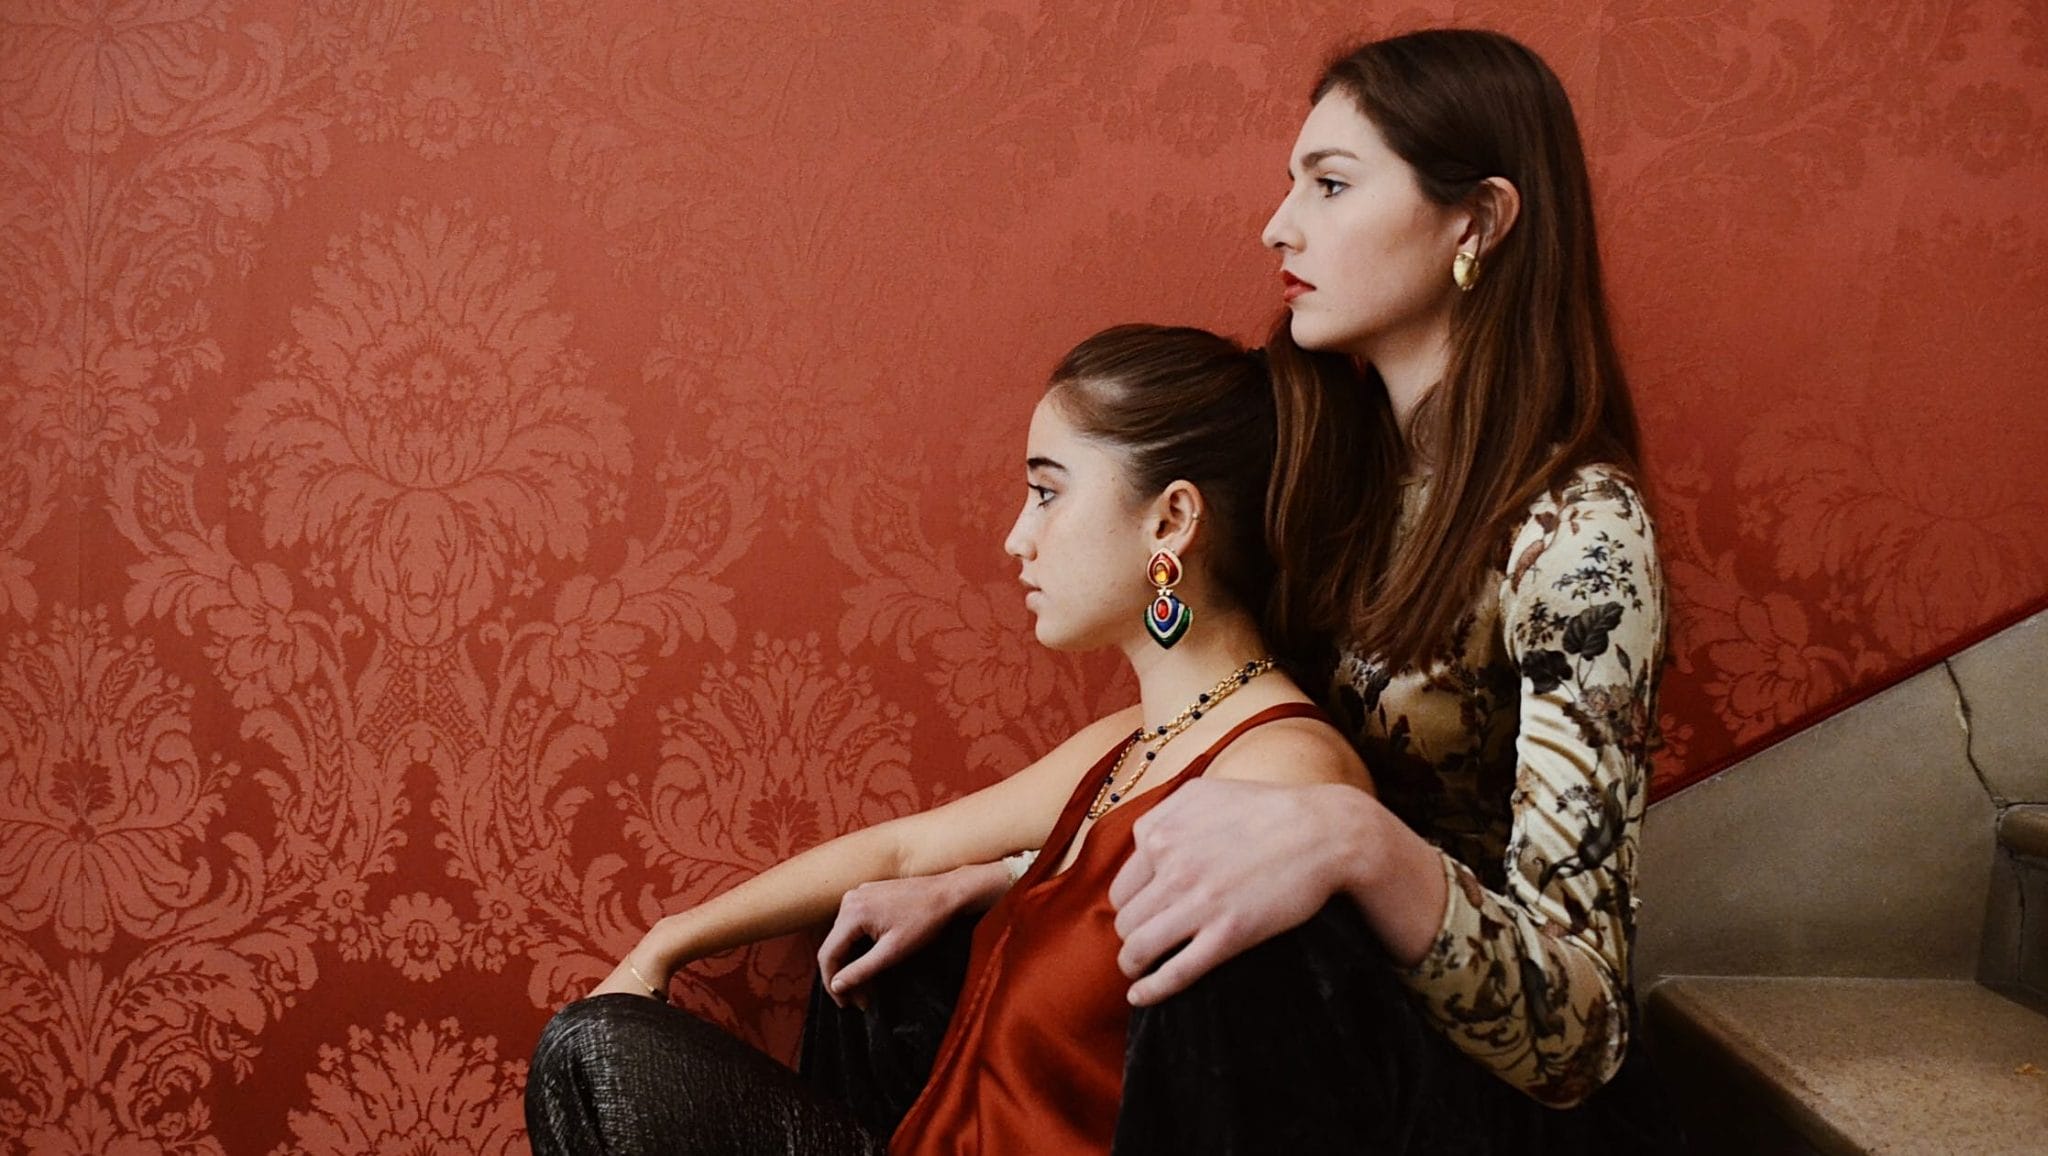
1270,28,1643,673
1048,325,1370,676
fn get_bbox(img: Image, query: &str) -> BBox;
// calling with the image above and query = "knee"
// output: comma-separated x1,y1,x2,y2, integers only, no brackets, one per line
531,994,664,1079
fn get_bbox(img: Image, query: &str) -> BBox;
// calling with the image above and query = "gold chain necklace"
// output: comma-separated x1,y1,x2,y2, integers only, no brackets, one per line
1087,658,1277,820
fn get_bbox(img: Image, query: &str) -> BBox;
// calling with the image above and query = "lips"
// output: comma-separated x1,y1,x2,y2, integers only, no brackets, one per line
1281,270,1314,303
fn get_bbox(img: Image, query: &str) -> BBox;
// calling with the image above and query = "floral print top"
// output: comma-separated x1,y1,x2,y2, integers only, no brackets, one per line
1330,463,1664,1108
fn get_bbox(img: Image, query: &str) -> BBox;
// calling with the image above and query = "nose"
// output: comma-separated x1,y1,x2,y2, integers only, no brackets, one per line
1261,189,1300,252
1002,501,1033,561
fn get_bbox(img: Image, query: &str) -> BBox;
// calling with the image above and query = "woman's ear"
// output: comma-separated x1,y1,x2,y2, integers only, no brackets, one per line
1458,175,1522,260
1147,480,1205,558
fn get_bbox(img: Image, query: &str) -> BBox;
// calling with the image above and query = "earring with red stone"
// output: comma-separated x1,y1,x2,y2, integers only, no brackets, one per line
1144,548,1191,649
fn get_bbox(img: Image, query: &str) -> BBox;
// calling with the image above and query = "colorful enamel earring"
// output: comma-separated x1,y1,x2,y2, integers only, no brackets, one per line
1145,548,1192,649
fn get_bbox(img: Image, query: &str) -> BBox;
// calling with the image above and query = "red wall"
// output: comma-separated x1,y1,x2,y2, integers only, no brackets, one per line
2,2,2043,1151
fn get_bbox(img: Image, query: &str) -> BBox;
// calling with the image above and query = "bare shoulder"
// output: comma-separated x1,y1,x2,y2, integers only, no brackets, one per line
1008,703,1143,784
1066,703,1144,753
1204,713,1373,794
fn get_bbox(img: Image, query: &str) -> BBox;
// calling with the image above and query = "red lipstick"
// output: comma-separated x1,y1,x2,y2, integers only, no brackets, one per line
1281,271,1314,303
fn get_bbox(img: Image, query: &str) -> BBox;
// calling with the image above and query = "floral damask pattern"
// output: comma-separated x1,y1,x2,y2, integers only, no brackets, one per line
271,1015,526,1156
2,0,2044,1150
0,0,235,154
634,635,919,879
226,200,633,651
398,71,484,160
0,608,224,954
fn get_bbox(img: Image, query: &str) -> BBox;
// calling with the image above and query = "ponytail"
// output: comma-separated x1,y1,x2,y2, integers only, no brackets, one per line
1052,320,1408,693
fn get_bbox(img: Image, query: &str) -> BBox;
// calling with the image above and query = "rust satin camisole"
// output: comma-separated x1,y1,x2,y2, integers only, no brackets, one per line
889,702,1329,1156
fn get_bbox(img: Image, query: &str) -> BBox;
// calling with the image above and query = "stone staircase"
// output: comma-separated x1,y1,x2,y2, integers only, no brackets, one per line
1638,611,2048,1155
1981,804,2048,1015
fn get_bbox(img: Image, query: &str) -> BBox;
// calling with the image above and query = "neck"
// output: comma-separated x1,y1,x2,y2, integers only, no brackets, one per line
1356,312,1450,441
1119,607,1274,731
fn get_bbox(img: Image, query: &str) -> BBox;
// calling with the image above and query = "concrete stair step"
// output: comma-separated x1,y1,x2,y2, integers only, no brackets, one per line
2001,804,2048,861
1983,803,2048,1010
1647,976,2048,1155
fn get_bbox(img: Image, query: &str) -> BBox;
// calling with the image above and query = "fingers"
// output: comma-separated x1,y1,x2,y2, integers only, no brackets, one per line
818,869,997,1011
1109,865,1176,947
1113,785,1210,912
1107,844,1156,912
1127,926,1234,1007
829,932,895,996
816,916,870,1008
1114,892,1208,980
817,928,849,982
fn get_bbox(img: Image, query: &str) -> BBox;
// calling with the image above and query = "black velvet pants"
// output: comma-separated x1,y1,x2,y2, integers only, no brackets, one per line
525,904,1678,1154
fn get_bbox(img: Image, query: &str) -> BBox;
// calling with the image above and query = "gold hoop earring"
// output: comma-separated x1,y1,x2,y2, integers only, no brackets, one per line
1452,250,1479,292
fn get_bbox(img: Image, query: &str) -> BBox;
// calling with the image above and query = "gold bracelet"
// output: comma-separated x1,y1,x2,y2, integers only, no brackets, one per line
626,960,665,1001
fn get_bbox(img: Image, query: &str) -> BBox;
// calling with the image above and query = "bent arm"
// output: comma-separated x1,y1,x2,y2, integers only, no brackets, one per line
631,706,1140,980
1370,472,1665,1107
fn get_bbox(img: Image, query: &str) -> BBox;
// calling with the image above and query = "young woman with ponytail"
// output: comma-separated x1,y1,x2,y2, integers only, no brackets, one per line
526,324,1383,1154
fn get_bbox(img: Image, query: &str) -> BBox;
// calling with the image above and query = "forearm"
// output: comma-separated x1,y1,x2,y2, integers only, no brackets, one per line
627,707,1127,983
1331,774,1639,1103
950,858,1018,911
1324,785,1451,968
638,822,910,975
1394,853,1630,1105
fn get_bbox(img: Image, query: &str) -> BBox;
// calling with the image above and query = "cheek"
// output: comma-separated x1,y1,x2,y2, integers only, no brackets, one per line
1058,538,1130,603
1307,207,1449,334
1343,207,1436,288
1040,519,1144,626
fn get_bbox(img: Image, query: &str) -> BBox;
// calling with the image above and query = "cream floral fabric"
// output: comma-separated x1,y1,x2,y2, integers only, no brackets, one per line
1332,463,1665,1108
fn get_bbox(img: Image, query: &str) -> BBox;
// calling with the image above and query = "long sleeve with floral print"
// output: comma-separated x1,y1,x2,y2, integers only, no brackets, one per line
1333,464,1665,1108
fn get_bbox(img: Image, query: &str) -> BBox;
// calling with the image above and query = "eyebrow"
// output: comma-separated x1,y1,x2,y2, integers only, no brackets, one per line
1026,457,1067,473
1291,147,1359,176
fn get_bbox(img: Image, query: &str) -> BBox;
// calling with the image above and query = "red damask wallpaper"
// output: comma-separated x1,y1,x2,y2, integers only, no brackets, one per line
2,1,2043,1152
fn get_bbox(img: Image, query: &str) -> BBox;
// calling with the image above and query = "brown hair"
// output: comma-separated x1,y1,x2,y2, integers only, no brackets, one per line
1048,324,1368,673
1272,28,1644,672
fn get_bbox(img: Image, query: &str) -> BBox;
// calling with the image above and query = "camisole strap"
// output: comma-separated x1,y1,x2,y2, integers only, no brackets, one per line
1176,700,1332,781
1024,701,1338,892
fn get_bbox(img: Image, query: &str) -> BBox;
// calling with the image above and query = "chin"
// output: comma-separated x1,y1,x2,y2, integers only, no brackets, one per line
1287,307,1363,354
1031,619,1076,652
1031,617,1114,654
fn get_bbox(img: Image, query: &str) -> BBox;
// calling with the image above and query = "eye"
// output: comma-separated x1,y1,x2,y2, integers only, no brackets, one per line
1315,176,1348,197
1028,484,1056,507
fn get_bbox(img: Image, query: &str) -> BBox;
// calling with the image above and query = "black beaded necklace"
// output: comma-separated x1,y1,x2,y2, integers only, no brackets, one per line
1086,658,1277,820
